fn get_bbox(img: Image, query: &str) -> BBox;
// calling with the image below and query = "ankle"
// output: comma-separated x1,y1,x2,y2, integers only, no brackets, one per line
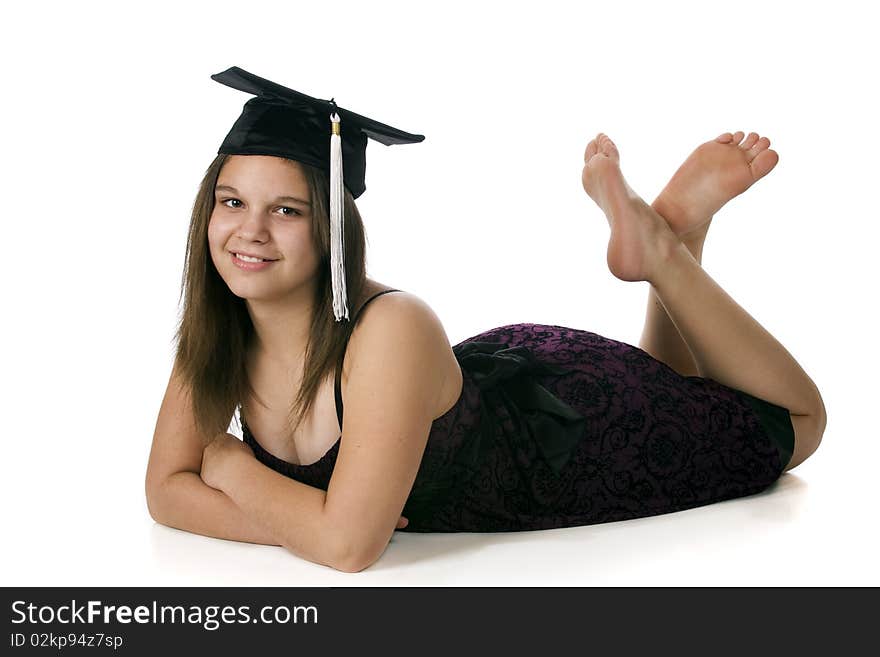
682,234,705,263
650,194,682,227
651,194,710,262
650,237,694,290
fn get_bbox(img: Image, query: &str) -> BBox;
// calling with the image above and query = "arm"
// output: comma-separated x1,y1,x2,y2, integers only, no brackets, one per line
323,293,451,572
148,470,284,546
206,443,343,570
145,362,336,563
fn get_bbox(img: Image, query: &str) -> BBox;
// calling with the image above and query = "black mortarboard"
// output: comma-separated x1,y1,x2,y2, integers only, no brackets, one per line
211,65,425,321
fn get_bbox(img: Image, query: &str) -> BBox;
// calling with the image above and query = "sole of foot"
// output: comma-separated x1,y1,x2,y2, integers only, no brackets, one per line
582,133,680,283
652,130,780,239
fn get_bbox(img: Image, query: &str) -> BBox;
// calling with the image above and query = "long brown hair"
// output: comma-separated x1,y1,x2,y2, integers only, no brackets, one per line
172,153,368,440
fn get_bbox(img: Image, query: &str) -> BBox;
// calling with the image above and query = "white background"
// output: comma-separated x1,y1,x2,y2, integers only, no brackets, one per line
2,0,876,585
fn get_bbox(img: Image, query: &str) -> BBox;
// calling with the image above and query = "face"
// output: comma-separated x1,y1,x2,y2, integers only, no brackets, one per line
208,155,319,303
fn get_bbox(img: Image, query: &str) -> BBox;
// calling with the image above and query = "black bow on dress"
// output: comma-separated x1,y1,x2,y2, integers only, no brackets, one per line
403,340,587,522
452,340,587,476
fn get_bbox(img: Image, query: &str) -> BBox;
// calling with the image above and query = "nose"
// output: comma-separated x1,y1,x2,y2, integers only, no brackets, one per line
235,208,271,241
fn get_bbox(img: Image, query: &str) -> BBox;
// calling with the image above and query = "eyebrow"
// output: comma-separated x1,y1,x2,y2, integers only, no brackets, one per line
215,184,312,207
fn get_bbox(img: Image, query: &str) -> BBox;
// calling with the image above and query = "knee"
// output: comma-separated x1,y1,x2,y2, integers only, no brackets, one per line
784,407,825,472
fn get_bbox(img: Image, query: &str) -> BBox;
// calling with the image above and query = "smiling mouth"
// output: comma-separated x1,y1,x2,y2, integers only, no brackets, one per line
231,252,278,263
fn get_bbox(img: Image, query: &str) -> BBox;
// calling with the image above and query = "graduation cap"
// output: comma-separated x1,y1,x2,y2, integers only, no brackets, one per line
211,65,425,322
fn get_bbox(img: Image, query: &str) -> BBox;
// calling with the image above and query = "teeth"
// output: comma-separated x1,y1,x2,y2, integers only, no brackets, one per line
235,253,268,263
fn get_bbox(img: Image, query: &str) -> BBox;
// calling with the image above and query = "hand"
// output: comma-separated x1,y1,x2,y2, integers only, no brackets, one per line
200,432,255,491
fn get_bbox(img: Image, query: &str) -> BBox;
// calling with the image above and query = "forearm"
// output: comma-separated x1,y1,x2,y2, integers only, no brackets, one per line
149,471,284,546
219,455,344,570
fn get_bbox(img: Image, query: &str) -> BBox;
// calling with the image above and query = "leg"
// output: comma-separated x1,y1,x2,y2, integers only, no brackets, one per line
637,131,779,378
581,134,826,472
651,241,825,470
638,221,707,377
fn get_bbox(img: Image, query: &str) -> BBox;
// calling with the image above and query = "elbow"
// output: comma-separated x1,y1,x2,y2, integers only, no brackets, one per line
327,539,370,573
336,537,391,573
146,492,164,525
145,476,168,524
331,534,386,574
276,521,372,573
334,559,369,574
320,504,392,573
334,549,378,574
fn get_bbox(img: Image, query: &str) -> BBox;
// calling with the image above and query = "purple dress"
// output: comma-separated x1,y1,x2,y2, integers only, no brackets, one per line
242,289,794,533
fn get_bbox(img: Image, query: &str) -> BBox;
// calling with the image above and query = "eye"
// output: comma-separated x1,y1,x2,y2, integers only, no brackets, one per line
218,198,301,217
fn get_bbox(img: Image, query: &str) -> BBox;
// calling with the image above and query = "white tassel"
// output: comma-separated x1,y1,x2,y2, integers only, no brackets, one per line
329,111,349,322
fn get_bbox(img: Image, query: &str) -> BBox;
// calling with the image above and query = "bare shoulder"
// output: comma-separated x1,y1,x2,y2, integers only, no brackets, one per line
344,289,458,417
351,289,452,350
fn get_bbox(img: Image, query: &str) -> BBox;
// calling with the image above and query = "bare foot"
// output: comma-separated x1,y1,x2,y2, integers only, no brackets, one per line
651,131,779,238
582,133,680,282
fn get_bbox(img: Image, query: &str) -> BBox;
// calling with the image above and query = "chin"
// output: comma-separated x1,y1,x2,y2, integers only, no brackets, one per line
225,276,301,303
225,282,273,301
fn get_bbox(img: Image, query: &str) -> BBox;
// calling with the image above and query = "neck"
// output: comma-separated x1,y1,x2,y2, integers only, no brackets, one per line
245,282,318,365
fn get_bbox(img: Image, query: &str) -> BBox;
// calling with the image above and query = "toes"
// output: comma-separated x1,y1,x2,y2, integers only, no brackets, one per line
744,136,772,162
584,139,598,162
740,132,760,150
731,131,745,145
587,133,619,161
750,136,771,152
598,133,620,159
750,148,779,180
716,132,734,143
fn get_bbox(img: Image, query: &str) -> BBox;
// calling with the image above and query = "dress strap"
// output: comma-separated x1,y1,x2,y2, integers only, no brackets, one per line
334,289,402,429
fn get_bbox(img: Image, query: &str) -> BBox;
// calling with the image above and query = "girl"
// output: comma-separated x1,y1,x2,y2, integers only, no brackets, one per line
146,69,825,573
